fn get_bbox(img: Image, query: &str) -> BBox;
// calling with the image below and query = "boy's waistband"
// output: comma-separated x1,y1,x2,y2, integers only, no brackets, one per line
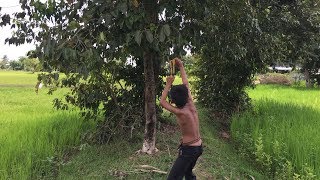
180,137,201,146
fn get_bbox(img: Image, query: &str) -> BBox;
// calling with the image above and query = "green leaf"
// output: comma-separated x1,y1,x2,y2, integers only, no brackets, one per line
135,30,142,46
126,34,131,45
71,49,77,59
53,72,59,81
44,40,51,57
105,14,112,25
159,26,166,42
145,30,153,43
163,24,170,37
69,20,79,30
99,32,105,42
1,14,11,26
119,20,124,29
111,10,118,18
118,2,127,14
63,48,69,60
124,20,129,29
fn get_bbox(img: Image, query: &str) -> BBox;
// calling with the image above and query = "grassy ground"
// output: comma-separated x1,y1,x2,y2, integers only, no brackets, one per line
1,70,266,179
3,70,319,179
0,71,93,179
57,108,266,180
231,85,320,179
0,71,39,86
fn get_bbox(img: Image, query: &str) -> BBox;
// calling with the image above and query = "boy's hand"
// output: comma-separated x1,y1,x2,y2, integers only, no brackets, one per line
174,58,183,68
166,75,175,86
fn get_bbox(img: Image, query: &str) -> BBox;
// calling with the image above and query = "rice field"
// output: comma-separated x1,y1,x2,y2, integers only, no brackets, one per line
0,71,93,179
0,71,39,86
231,85,320,179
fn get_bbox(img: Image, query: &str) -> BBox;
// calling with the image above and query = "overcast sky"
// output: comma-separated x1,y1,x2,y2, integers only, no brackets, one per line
0,0,35,61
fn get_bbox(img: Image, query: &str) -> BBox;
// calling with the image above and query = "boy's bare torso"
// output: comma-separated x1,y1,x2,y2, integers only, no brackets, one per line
176,100,202,146
160,58,202,146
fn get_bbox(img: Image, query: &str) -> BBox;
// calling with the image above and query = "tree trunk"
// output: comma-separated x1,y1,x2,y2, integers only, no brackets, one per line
141,51,158,154
305,69,313,88
140,0,159,155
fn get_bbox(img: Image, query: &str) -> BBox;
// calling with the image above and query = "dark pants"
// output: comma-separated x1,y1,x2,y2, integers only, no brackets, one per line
167,145,203,180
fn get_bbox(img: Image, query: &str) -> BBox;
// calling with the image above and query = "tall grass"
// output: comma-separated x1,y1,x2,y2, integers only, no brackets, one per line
0,72,93,179
231,85,320,179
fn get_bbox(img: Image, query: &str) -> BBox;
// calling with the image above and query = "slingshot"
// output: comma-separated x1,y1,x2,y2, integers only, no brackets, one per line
168,59,177,103
169,59,176,76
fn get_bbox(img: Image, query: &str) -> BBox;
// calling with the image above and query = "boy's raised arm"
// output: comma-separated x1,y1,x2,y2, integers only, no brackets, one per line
175,58,193,100
175,58,189,87
160,76,181,114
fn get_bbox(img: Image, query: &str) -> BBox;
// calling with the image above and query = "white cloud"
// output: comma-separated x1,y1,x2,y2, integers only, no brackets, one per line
0,0,35,60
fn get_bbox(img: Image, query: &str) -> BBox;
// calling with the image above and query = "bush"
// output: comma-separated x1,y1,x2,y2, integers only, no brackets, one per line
191,1,268,130
258,73,292,86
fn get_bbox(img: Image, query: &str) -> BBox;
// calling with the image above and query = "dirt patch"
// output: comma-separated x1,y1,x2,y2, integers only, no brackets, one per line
219,131,231,141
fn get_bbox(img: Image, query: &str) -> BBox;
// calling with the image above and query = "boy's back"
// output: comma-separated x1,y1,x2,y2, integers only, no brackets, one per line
176,99,202,146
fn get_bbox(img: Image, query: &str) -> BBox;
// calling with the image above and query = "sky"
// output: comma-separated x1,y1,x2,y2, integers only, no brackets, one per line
0,0,35,61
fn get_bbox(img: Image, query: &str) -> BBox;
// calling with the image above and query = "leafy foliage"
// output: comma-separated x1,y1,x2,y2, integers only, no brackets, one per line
23,58,41,72
192,1,267,126
192,0,320,128
253,0,320,87
9,60,23,70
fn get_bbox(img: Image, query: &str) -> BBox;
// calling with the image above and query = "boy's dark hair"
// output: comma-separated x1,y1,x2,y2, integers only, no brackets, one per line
169,84,189,108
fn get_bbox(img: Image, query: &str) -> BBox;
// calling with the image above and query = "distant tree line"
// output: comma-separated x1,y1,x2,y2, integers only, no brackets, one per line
0,54,42,73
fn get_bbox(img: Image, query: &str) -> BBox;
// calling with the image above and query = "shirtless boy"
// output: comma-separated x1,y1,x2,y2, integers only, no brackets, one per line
160,58,203,180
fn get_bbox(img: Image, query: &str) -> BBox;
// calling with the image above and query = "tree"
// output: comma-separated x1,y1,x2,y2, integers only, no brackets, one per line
1,0,207,154
290,1,320,88
17,56,27,70
0,55,9,69
9,60,23,70
23,58,41,73
252,0,320,87
192,1,268,128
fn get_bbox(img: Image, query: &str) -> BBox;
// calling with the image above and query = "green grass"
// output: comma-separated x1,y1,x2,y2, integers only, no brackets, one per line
0,71,93,179
231,85,320,179
58,107,266,180
249,84,320,109
0,71,40,86
1,71,266,179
